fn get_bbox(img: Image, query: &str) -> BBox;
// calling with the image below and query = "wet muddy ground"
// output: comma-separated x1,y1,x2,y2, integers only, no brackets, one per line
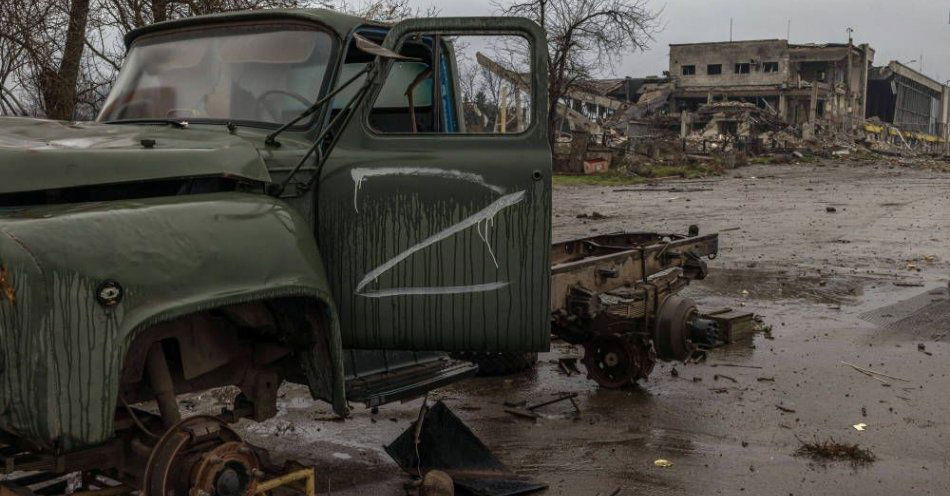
213,161,950,495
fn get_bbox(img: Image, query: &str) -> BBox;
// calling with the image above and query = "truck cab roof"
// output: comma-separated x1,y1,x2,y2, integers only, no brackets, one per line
125,8,384,48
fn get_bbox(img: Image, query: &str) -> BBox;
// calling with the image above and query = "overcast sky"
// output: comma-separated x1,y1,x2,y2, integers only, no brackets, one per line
413,0,950,83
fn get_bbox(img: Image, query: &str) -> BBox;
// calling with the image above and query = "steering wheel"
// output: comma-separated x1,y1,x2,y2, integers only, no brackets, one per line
256,90,314,122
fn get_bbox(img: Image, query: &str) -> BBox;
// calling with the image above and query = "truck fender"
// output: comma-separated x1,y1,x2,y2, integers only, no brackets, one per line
0,192,346,450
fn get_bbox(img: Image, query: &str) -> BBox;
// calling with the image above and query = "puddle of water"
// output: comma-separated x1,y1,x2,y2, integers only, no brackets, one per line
696,268,865,305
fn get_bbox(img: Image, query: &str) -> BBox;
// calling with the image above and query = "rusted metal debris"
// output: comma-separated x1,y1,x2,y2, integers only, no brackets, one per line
386,401,547,496
504,408,541,420
840,361,910,385
0,265,14,305
557,357,582,376
714,374,738,383
526,393,579,411
505,393,581,420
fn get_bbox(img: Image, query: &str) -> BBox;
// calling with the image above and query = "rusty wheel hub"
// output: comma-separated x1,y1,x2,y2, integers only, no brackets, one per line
582,334,656,388
144,416,260,496
192,441,260,496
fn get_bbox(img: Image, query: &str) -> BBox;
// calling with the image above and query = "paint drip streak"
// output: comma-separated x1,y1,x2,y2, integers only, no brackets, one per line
355,191,525,297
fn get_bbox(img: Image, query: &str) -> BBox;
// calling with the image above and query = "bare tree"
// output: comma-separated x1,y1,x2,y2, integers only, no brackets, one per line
457,55,505,133
496,0,661,143
0,0,95,119
50,0,93,120
0,20,30,116
324,0,439,21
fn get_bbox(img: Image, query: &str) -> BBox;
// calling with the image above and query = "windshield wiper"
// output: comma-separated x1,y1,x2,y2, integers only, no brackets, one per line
270,68,375,197
106,118,189,129
264,65,371,148
264,32,417,147
268,33,418,197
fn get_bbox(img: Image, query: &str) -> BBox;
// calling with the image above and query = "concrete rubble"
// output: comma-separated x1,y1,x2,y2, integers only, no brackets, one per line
490,36,949,176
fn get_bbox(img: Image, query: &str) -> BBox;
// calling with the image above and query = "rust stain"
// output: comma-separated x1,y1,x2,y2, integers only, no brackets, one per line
0,264,15,304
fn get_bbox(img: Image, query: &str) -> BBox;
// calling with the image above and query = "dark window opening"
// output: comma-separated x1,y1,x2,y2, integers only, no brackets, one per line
735,63,751,74
681,65,696,76
332,30,438,133
707,64,722,75
817,70,827,82
763,62,779,73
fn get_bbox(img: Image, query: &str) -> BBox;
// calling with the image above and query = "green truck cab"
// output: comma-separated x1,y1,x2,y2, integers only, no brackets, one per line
0,9,551,491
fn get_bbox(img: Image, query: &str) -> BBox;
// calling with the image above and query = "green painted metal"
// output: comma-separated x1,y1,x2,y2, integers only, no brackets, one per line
0,117,271,194
0,193,346,451
318,17,552,352
0,10,553,452
124,8,378,48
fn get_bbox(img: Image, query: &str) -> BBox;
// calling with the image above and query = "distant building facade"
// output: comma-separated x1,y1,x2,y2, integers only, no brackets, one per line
867,61,949,140
668,39,874,132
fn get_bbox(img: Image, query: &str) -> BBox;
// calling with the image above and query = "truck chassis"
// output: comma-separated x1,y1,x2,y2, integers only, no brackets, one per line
550,230,719,387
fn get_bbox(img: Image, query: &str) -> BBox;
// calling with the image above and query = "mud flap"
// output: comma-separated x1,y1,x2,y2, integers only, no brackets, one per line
385,401,547,496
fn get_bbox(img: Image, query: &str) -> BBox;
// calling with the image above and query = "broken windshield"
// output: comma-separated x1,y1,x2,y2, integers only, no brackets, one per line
98,24,335,125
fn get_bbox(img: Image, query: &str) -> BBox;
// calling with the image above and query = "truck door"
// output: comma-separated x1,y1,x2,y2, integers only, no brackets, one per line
317,17,551,352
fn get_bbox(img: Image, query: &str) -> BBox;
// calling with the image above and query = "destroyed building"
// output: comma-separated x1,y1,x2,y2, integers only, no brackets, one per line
866,61,950,147
490,34,948,176
668,39,874,136
580,76,670,103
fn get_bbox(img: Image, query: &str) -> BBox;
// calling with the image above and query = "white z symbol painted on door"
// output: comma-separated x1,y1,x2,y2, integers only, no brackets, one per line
351,167,525,298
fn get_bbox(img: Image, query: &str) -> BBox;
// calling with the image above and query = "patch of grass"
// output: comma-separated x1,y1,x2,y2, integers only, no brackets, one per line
795,437,876,466
795,153,821,164
552,173,649,186
848,150,879,162
749,154,799,165
648,164,712,178
553,162,718,186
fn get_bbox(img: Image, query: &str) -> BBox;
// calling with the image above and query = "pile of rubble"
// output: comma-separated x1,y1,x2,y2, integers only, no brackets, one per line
553,79,948,176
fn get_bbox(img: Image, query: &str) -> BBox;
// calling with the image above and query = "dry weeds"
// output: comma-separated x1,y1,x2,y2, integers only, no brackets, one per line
795,437,876,466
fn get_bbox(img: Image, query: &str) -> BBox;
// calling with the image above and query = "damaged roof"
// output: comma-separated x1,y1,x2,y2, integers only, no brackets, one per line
870,61,947,93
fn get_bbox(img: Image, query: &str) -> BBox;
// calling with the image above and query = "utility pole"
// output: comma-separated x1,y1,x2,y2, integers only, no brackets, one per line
729,18,733,42
846,27,854,131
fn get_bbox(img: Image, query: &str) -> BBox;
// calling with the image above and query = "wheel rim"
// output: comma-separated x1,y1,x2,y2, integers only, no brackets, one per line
582,334,639,388
143,416,260,496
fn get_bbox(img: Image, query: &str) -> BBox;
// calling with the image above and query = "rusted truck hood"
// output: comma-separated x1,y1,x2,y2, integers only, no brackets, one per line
0,117,271,194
